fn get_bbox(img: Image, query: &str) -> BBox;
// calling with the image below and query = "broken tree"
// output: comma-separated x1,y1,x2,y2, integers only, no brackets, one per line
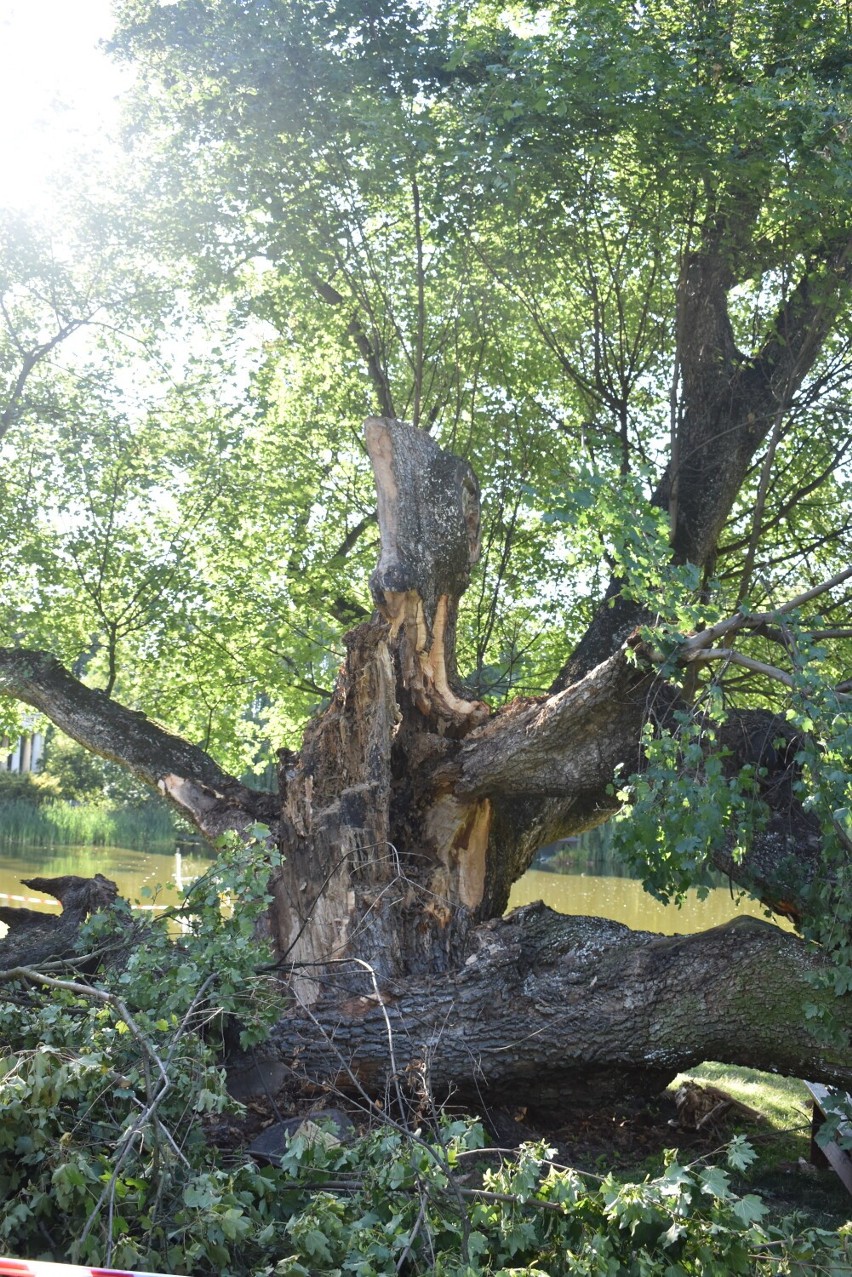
1,415,850,1112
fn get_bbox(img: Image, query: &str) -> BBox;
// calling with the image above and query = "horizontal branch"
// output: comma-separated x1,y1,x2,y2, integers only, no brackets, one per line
685,648,797,688
688,646,851,700
681,565,852,657
458,567,850,796
456,648,644,799
268,906,852,1111
0,648,277,840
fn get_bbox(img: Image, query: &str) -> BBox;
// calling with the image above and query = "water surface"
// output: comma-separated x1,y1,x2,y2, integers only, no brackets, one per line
0,839,786,941
508,867,784,935
0,842,215,937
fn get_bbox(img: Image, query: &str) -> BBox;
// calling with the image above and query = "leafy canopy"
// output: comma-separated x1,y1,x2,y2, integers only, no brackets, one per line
0,0,849,784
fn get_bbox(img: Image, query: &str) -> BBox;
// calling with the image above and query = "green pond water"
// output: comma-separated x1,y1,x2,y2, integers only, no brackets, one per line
508,867,781,934
0,842,215,936
0,839,784,939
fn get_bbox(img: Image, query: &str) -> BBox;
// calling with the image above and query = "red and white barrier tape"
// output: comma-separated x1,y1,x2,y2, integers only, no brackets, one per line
0,1259,188,1276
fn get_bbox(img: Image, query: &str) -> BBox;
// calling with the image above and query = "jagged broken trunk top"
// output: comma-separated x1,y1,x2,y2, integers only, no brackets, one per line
269,419,498,988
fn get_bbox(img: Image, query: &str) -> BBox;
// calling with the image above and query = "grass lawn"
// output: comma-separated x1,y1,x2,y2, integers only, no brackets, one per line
672,1062,851,1231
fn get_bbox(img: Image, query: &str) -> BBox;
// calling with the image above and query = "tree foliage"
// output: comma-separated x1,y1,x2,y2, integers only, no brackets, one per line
0,0,847,930
0,0,848,957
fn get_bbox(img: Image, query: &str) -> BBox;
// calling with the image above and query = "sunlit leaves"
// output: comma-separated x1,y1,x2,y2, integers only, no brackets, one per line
0,0,849,775
610,713,767,905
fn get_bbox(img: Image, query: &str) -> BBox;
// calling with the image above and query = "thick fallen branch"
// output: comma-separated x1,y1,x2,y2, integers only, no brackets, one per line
456,649,645,799
265,905,852,1113
455,564,852,800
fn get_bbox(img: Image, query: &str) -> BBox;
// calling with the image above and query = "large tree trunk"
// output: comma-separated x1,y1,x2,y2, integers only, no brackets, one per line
259,907,852,1112
0,408,847,1107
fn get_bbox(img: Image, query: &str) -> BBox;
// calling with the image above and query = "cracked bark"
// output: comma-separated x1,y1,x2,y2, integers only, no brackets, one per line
263,906,852,1110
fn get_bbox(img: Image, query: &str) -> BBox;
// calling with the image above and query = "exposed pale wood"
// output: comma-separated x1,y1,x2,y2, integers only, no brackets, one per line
365,416,488,728
805,1081,852,1195
0,419,845,1106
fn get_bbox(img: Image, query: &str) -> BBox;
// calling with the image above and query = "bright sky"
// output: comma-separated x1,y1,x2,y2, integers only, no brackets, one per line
0,0,126,213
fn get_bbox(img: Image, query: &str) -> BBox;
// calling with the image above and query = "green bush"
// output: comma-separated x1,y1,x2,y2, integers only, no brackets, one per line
0,771,59,807
0,732,184,850
0,830,281,1271
0,829,849,1275
269,1125,852,1277
40,732,155,807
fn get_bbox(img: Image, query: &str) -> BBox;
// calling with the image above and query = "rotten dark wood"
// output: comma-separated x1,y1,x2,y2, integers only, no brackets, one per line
0,874,119,968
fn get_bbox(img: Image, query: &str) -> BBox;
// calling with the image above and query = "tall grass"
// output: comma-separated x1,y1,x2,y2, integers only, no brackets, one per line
0,799,178,852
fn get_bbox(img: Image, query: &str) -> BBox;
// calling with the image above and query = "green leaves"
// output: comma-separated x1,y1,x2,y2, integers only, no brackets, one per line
610,713,767,906
2,0,850,763
263,1123,850,1275
1,979,848,1274
0,826,282,1265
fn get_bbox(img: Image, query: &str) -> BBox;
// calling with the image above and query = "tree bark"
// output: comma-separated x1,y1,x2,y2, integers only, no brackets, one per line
0,416,845,1105
0,649,277,842
0,874,119,968
257,905,852,1113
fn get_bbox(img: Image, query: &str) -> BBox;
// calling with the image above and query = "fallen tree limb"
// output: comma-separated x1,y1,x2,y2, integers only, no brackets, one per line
3,877,847,1119
264,904,852,1114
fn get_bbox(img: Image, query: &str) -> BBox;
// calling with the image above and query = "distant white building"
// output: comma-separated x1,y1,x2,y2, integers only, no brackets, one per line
2,730,45,773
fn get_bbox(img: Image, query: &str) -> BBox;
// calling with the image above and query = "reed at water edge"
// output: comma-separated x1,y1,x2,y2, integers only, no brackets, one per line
0,799,179,853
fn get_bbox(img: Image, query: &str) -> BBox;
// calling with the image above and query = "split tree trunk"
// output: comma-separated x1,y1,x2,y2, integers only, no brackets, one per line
1,418,847,1109
243,418,849,1104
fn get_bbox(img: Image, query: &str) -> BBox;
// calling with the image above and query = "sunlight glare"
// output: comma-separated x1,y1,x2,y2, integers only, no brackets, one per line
0,0,126,212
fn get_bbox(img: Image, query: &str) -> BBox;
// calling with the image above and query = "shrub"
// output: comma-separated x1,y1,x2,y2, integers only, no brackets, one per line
0,828,849,1276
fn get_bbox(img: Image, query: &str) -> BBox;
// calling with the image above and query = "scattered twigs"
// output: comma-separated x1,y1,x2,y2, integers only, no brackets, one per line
293,961,428,1134
0,962,217,1263
0,965,147,1038
292,962,475,1261
395,1188,429,1272
80,974,216,1260
344,957,408,1121
287,1175,575,1215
